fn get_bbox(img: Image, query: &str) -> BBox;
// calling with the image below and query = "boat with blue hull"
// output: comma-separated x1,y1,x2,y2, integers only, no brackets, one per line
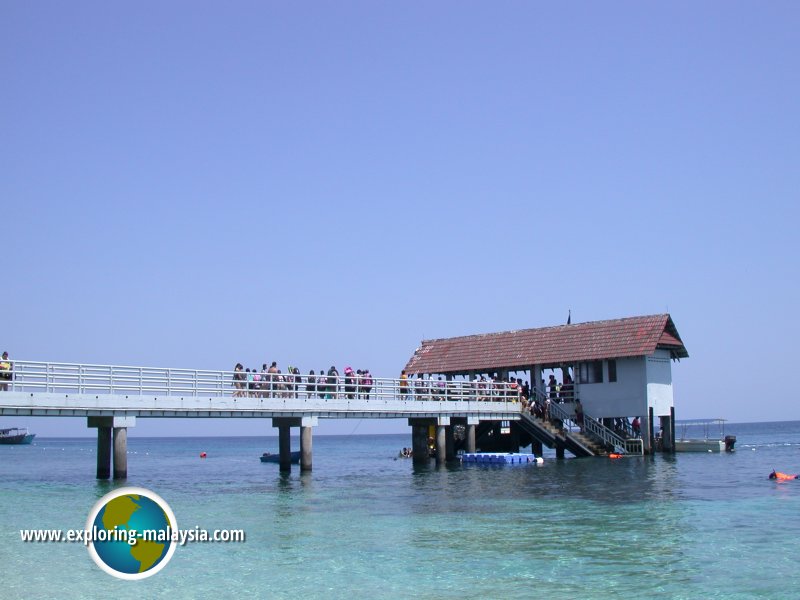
260,451,301,464
0,427,35,445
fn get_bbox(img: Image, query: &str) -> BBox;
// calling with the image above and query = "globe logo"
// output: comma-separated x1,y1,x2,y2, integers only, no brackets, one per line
86,487,178,580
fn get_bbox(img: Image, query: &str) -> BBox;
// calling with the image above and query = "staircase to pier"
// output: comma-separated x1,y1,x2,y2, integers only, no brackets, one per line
467,411,608,457
516,412,606,457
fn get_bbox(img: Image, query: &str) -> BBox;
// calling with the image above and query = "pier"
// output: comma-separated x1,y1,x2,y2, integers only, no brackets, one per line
0,360,524,478
0,315,689,478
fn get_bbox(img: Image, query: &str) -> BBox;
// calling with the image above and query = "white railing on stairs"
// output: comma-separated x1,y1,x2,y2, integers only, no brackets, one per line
528,388,643,455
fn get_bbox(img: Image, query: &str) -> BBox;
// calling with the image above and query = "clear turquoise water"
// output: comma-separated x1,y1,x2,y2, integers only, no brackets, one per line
1,422,799,599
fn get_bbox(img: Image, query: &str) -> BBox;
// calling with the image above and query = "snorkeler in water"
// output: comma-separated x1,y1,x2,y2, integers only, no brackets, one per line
769,470,799,481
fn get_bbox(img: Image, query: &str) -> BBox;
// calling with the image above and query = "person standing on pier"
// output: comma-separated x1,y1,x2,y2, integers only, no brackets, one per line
267,362,278,397
306,370,316,398
548,374,557,401
260,364,269,398
559,374,573,403
327,366,339,399
1,352,12,391
415,375,427,400
400,370,409,396
232,363,245,398
362,369,373,400
574,399,585,433
344,366,355,399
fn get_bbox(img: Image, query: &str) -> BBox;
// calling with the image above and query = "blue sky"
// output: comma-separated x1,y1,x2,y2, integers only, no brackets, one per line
2,2,798,437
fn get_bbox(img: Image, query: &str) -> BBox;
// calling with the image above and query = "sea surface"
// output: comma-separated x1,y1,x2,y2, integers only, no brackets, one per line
2,421,800,599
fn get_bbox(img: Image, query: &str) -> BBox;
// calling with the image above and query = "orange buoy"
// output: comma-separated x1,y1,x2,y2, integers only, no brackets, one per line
200,452,207,458
608,453,623,459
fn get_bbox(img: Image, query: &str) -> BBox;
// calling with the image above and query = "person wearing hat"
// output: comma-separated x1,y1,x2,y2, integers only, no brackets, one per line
0,352,11,392
344,367,355,399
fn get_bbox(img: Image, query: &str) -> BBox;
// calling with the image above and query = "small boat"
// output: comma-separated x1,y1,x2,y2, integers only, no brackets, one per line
674,419,735,453
0,427,36,445
260,451,301,464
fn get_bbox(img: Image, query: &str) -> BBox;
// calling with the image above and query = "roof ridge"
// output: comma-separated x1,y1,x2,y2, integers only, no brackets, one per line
419,313,670,344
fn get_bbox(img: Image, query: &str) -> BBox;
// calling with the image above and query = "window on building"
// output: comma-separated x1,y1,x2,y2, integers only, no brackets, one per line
579,361,604,384
608,359,617,383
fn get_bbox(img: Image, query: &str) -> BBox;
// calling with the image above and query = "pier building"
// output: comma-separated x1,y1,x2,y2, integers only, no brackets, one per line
404,313,688,455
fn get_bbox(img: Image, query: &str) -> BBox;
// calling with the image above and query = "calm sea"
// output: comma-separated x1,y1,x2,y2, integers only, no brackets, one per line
1,421,800,599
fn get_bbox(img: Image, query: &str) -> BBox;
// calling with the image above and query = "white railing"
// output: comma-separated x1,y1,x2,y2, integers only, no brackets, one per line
0,361,522,407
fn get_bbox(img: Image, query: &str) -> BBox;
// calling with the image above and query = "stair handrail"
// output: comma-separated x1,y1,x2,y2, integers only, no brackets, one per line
548,400,641,455
527,387,643,455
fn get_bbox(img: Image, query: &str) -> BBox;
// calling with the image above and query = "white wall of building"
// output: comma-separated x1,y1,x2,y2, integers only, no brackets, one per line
576,350,675,419
646,349,674,416
578,357,646,418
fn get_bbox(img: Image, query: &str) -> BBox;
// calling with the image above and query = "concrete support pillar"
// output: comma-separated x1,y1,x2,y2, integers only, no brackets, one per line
113,427,127,480
445,426,455,461
648,406,655,455
670,406,676,454
412,425,429,464
555,442,565,459
509,426,520,454
96,426,111,480
532,365,543,398
278,425,292,472
89,416,135,480
300,425,313,471
436,425,446,465
466,424,476,453
531,440,543,456
661,413,674,453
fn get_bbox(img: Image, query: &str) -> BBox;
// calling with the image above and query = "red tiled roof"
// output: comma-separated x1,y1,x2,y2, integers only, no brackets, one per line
657,331,683,348
404,314,688,375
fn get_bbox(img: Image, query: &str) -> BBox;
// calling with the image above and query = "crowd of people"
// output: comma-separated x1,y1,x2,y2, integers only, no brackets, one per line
231,364,535,402
232,363,374,400
402,371,530,402
230,363,644,444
